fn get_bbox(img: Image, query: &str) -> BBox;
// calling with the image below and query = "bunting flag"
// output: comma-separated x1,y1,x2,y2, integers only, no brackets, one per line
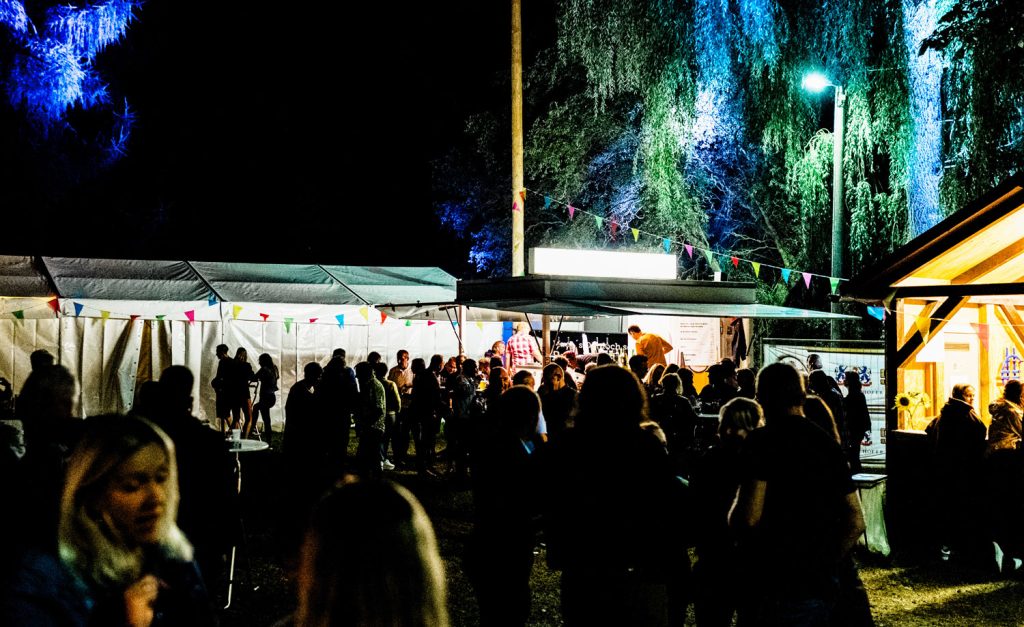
156,315,166,321
703,249,714,266
595,216,603,229
970,322,990,350
207,296,217,307
427,320,436,327
544,195,552,209
74,302,84,317
915,313,931,341
232,305,242,320
567,205,575,219
802,273,812,289
359,306,369,321
731,256,739,268
405,320,412,327
452,320,459,326
663,238,671,253
259,313,270,322
380,311,387,324
284,317,293,333
685,244,693,258
185,310,195,324
751,262,761,277
309,318,318,324
335,314,345,328
512,201,521,212
476,321,484,331
631,227,640,242
12,310,24,321
866,306,885,322
129,315,140,323
781,269,791,283
829,277,841,294
610,220,619,239
101,310,110,321
46,298,59,316
519,189,526,203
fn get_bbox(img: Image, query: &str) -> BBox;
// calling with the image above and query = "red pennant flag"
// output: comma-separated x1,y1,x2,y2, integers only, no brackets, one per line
512,201,521,212
380,311,387,324
730,256,739,268
259,313,270,322
610,221,619,239
519,189,526,203
129,315,140,323
309,317,318,324
46,298,59,316
427,320,436,327
184,310,195,324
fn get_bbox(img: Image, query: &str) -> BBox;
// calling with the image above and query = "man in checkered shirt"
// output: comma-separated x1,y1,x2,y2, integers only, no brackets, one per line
505,321,542,374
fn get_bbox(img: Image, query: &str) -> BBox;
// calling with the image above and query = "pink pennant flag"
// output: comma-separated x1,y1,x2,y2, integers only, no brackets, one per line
309,317,318,324
46,298,59,316
427,320,436,327
730,256,739,268
185,310,195,324
802,273,812,289
512,201,521,212
567,205,576,219
380,311,387,324
259,313,270,322
970,323,990,350
685,244,693,258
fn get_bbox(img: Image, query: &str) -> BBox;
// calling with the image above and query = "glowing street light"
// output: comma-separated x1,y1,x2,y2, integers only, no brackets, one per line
803,71,846,334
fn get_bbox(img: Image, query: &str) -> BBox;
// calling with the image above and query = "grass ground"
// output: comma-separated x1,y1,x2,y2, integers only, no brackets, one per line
216,433,1024,626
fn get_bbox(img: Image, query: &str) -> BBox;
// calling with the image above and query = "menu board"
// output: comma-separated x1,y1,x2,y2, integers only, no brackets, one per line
675,318,719,367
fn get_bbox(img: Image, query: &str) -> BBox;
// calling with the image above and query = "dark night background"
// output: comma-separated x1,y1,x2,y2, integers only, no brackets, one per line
0,1,553,274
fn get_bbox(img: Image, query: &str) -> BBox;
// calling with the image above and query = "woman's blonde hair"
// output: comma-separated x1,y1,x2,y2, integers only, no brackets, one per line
58,415,192,589
718,397,764,436
296,477,448,627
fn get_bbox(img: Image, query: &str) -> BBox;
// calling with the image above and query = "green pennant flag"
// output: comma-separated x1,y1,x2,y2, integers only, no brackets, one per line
12,310,24,320
829,277,841,294
751,261,761,277
284,317,293,333
595,216,604,229
405,320,412,327
703,249,714,266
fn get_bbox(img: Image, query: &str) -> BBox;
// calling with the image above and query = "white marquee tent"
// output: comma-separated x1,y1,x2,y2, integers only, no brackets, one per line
0,256,489,428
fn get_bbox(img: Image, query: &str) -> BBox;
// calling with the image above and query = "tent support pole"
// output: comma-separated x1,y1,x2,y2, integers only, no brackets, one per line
542,315,551,365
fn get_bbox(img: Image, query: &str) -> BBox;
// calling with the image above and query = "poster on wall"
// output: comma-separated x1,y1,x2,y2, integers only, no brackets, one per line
762,342,886,461
675,318,719,367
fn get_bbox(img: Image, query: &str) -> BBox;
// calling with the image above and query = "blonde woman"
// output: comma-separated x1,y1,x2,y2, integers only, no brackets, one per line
2,415,214,626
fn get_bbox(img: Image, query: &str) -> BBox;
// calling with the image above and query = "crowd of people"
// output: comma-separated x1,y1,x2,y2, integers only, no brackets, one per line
3,336,1021,626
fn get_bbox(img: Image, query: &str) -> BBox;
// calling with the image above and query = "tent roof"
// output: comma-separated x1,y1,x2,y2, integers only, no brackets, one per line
843,173,1024,300
457,276,854,320
0,257,457,306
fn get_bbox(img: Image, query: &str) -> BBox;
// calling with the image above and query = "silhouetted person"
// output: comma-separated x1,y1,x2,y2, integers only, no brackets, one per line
318,349,358,476
211,344,233,432
282,362,325,557
354,362,386,479
410,357,443,477
649,373,699,474
251,353,279,440
843,371,872,474
985,379,1024,572
538,363,576,440
29,349,55,371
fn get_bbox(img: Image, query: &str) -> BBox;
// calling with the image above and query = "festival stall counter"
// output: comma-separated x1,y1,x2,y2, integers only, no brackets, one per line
841,172,1024,552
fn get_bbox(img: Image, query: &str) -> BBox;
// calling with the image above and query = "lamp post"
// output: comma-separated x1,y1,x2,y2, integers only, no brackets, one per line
803,71,845,335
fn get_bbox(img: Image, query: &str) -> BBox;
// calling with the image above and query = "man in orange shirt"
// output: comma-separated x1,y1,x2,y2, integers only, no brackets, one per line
627,324,674,367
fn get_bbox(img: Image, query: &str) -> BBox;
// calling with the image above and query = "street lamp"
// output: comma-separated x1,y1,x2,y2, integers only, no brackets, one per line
803,71,846,333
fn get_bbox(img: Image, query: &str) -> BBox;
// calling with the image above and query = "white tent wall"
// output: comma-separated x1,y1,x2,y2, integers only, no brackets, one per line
0,318,60,393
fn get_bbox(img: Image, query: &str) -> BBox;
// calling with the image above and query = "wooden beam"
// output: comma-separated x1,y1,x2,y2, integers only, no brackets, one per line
979,305,991,420
895,296,968,369
951,237,1024,284
995,304,1024,358
895,282,1024,299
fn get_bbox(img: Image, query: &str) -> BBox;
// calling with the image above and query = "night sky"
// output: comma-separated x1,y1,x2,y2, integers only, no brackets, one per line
0,1,551,274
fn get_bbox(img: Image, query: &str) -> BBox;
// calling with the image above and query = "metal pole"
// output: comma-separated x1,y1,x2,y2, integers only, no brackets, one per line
831,86,846,339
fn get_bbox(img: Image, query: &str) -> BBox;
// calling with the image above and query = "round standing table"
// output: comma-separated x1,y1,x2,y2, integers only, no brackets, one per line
224,438,270,609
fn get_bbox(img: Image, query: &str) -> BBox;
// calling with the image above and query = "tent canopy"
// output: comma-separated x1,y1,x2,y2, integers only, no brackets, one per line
457,275,855,320
0,256,457,306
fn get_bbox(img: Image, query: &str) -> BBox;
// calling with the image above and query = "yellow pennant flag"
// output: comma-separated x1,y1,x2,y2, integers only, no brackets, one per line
475,321,484,331
100,310,110,321
359,306,369,321
232,305,242,320
751,262,761,278
915,313,931,342
631,227,640,242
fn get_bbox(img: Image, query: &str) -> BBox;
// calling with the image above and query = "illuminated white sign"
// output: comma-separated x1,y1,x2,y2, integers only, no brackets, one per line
529,247,677,280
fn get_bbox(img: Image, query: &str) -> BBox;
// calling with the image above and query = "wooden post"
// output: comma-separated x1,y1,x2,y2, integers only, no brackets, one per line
511,0,525,276
542,314,551,365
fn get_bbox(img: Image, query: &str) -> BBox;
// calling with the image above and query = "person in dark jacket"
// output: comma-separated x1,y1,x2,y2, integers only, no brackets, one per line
843,371,872,474
649,373,699,475
984,380,1024,572
317,349,358,476
926,384,987,563
250,353,279,440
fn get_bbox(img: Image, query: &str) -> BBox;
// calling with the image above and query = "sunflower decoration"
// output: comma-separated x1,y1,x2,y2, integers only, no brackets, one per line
894,391,932,429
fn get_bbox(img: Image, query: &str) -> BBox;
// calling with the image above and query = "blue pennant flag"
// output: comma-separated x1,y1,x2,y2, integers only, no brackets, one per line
335,314,345,328
781,268,791,283
208,295,217,307
662,238,671,253
73,302,84,317
866,306,885,321
544,195,552,209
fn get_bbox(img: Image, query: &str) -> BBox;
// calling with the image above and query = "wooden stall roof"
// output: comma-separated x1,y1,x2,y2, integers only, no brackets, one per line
842,173,1024,301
